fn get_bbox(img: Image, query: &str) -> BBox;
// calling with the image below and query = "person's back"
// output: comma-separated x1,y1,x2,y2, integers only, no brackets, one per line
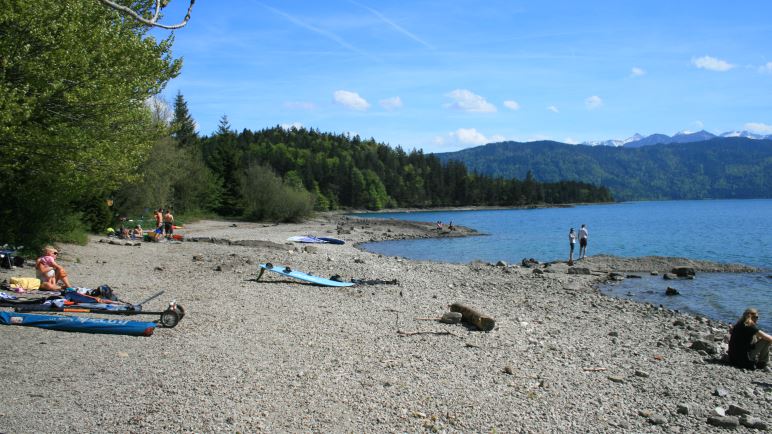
728,308,771,370
729,321,759,369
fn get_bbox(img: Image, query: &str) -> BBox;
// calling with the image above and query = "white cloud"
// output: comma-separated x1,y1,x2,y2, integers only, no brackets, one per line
630,67,646,77
444,89,496,113
433,128,504,149
503,100,521,110
547,105,559,113
563,137,579,145
379,96,403,110
744,122,772,134
453,128,488,145
692,120,704,130
585,95,603,110
283,101,316,110
333,90,370,110
759,62,772,74
280,122,304,130
692,55,734,72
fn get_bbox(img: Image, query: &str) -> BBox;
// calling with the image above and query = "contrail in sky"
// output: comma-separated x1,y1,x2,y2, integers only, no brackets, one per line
259,2,379,62
349,0,435,50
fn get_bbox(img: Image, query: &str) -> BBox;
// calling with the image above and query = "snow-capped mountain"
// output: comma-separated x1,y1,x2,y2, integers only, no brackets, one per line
720,130,768,139
583,130,771,148
583,133,644,147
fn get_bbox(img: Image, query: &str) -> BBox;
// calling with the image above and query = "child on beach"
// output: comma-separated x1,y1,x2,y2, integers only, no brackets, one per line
728,308,771,370
35,246,71,290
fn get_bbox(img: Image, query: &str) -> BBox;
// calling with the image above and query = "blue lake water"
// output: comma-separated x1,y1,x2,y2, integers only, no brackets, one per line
356,199,771,328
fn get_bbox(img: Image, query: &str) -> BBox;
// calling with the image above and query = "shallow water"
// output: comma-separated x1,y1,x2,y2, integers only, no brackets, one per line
356,199,772,327
600,273,771,330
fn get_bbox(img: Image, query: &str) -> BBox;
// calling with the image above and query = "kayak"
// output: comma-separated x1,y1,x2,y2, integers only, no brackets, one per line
0,311,156,336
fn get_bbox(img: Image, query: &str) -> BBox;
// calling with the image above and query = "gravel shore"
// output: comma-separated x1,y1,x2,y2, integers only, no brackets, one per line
1,215,769,433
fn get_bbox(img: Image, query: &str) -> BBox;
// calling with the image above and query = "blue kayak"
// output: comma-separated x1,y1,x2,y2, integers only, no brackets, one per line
0,311,156,336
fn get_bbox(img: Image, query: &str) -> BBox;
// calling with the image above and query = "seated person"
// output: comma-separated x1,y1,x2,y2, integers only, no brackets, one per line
119,225,130,239
728,308,771,370
35,246,71,290
131,225,143,240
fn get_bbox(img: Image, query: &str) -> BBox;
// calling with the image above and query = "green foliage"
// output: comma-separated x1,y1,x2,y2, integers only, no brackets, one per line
198,126,612,213
240,164,314,222
436,139,772,200
171,90,198,149
0,0,180,249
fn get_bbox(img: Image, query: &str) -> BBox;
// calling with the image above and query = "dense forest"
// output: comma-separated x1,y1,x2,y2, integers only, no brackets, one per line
436,139,772,201
0,1,611,250
192,114,613,220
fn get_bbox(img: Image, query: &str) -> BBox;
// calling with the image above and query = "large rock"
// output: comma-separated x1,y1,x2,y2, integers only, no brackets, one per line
740,416,767,430
663,273,678,280
677,403,704,417
707,415,740,429
568,267,591,275
521,258,539,268
672,266,696,277
725,404,750,416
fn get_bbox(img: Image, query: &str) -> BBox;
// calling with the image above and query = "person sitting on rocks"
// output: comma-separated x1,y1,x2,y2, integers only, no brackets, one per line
35,246,71,290
728,308,771,370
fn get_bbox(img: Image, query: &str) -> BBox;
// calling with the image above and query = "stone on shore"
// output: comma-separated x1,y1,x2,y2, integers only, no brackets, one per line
707,415,740,429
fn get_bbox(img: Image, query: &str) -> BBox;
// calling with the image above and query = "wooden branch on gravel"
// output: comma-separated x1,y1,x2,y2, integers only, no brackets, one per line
449,303,496,331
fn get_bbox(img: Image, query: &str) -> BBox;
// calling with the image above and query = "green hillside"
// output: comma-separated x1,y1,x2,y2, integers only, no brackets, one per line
435,138,772,201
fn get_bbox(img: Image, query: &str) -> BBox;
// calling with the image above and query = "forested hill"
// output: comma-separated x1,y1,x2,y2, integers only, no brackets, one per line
435,138,772,201
198,125,612,216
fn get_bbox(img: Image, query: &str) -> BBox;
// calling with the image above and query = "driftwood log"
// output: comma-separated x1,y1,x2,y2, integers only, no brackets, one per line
449,303,496,331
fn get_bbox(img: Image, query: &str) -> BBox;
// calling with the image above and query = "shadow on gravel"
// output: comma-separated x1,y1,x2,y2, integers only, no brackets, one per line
246,277,329,287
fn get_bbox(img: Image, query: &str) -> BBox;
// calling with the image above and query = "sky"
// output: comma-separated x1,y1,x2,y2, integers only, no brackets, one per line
153,0,772,152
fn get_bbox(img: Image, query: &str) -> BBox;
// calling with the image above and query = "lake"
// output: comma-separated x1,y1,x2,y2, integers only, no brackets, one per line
356,199,771,328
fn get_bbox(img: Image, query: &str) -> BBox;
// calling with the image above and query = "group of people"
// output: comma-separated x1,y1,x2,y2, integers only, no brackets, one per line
151,208,175,241
435,221,455,231
568,224,589,262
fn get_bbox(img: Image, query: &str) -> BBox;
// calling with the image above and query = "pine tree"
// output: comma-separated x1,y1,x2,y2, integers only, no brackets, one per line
171,91,198,148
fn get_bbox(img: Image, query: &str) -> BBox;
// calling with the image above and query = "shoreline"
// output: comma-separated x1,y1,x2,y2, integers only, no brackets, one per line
1,214,769,432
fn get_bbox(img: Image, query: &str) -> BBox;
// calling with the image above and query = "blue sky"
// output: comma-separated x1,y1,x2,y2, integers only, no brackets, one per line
155,0,772,152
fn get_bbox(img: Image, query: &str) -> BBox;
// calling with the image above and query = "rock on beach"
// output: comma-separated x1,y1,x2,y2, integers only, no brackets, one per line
0,214,767,433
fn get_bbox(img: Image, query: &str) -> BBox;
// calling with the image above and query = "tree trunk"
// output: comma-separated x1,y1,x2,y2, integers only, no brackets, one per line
449,303,496,331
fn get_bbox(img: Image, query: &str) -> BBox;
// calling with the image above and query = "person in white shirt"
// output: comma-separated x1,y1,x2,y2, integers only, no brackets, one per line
579,224,589,258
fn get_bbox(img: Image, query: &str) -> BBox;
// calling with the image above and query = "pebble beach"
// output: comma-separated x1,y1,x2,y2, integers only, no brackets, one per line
0,214,769,433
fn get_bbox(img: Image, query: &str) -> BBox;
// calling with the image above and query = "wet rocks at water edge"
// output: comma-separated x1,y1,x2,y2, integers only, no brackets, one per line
665,286,680,296
672,266,696,278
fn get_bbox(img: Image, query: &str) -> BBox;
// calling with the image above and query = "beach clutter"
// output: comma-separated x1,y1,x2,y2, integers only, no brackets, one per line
0,285,185,335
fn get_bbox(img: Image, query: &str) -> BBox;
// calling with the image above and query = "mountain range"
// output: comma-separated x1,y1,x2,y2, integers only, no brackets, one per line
583,130,772,148
434,137,772,201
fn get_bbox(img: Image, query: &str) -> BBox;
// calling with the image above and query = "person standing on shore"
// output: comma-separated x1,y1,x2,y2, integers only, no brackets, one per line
154,208,164,236
568,228,576,263
578,224,589,259
728,308,771,370
163,208,175,240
